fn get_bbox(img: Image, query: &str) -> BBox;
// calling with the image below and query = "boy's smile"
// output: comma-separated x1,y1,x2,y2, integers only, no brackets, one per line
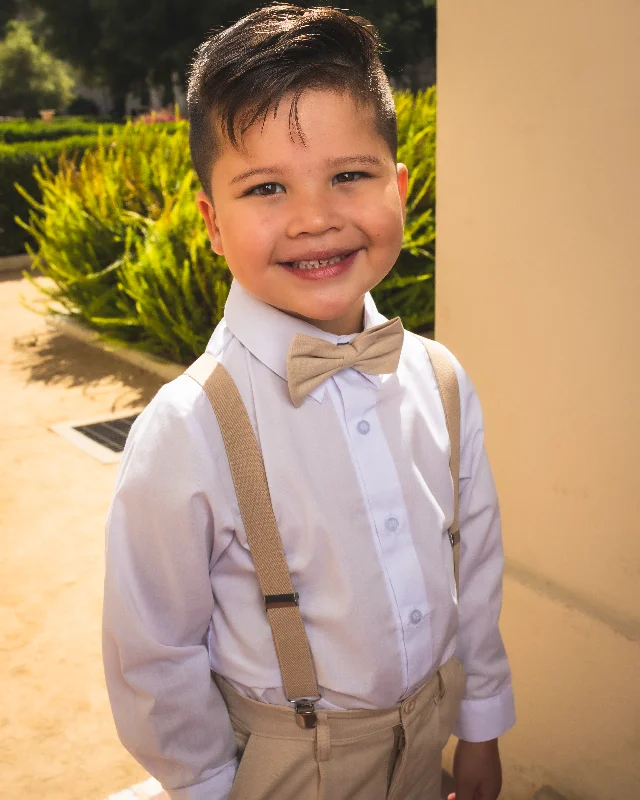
197,89,408,334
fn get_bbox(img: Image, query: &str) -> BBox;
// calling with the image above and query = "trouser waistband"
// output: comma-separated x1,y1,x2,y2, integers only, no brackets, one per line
214,657,456,743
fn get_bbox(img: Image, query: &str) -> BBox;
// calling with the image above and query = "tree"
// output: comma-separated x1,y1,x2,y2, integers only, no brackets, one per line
1,2,20,33
29,0,258,117
0,19,75,116
31,0,436,118
348,0,437,88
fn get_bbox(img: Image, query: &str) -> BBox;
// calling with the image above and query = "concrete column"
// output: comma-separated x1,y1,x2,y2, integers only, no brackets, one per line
436,2,640,797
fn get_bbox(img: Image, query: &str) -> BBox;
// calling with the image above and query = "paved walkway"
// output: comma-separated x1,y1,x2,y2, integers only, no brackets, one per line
0,271,165,798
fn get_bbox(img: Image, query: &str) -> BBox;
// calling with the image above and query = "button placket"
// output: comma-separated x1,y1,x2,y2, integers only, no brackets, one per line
336,375,431,696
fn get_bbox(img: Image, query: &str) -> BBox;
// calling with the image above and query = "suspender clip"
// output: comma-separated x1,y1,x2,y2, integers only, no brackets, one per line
294,700,319,729
448,530,460,548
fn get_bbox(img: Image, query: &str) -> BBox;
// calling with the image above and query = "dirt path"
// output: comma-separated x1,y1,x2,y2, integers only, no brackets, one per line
0,272,165,799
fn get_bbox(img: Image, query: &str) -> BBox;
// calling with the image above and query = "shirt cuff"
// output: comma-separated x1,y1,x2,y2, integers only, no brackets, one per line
452,683,516,742
166,759,238,800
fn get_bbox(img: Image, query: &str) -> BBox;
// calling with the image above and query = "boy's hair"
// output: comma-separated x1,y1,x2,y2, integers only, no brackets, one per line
187,3,397,198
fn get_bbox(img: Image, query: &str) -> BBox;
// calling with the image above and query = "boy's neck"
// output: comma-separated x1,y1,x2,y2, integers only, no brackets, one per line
282,299,366,336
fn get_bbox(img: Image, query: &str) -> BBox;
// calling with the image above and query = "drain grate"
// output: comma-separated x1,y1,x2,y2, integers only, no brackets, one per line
73,415,139,453
50,410,143,463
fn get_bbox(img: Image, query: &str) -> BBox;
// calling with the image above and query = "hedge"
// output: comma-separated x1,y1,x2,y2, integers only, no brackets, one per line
0,136,100,256
18,88,437,363
0,117,113,144
0,117,183,145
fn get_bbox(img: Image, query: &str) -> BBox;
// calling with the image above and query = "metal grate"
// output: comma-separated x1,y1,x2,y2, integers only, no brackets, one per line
73,414,139,453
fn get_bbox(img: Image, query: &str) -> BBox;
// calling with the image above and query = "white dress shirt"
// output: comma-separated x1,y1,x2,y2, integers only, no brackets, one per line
102,280,516,800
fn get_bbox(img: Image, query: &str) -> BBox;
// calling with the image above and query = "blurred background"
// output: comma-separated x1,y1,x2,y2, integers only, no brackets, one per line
0,0,436,118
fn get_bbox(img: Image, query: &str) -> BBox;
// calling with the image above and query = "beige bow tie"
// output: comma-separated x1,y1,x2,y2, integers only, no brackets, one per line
286,317,404,407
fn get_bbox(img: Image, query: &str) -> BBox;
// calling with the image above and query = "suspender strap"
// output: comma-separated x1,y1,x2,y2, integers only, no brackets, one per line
185,354,320,708
418,337,462,597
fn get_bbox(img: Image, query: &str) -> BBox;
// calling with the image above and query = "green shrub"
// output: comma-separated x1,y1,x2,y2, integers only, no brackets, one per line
1,121,182,256
0,135,99,256
113,175,230,364
18,89,437,364
17,122,195,333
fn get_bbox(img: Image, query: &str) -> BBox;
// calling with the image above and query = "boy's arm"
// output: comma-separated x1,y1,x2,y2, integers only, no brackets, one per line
449,356,516,743
102,382,238,800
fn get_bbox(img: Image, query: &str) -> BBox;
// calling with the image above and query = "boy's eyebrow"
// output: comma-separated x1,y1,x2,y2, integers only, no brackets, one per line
325,155,384,169
230,155,384,186
230,165,287,185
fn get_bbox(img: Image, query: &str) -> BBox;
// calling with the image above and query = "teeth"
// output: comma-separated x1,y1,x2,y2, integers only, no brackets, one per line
293,254,347,270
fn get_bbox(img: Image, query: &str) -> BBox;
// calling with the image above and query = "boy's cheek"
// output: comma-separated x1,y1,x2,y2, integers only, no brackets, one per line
365,196,406,244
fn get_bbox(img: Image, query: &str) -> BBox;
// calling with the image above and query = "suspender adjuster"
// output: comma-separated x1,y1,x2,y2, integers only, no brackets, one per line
265,592,299,610
448,530,460,548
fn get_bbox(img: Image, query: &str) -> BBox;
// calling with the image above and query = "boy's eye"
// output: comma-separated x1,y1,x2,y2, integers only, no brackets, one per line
333,171,369,184
246,182,285,196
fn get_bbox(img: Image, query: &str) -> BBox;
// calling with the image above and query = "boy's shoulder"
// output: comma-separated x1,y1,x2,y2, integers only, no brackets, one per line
110,370,225,512
404,331,466,385
124,371,216,460
404,333,483,443
128,320,229,447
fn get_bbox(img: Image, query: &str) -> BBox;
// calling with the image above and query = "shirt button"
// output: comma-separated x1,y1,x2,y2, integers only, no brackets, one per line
356,420,370,435
385,516,399,533
409,609,423,625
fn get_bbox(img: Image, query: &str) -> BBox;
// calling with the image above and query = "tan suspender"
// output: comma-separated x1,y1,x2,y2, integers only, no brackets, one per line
184,336,460,728
186,353,321,726
419,337,462,591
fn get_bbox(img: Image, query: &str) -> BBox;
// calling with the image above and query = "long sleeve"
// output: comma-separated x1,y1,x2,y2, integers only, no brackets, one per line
450,361,516,742
102,381,238,799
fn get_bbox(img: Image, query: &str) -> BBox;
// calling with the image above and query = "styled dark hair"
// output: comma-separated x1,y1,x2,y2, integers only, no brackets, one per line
187,3,397,198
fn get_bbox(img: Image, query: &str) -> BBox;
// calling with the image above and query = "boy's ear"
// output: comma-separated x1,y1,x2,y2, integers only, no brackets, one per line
396,163,409,222
196,189,224,255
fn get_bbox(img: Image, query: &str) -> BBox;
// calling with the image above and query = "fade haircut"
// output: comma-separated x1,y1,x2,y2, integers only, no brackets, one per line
187,3,397,198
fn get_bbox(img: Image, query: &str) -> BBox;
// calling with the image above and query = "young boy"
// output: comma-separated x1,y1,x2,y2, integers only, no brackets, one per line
102,5,515,800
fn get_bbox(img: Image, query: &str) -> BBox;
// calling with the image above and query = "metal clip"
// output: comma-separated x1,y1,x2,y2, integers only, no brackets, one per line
290,694,321,729
294,700,318,729
448,530,460,548
264,592,299,610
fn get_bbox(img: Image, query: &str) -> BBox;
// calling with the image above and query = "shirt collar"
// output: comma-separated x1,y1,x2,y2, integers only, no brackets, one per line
220,279,389,403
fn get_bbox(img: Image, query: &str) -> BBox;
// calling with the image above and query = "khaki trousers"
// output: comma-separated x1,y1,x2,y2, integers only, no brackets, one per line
215,656,465,800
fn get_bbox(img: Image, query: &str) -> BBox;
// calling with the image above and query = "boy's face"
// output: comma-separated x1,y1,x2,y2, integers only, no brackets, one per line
197,89,408,334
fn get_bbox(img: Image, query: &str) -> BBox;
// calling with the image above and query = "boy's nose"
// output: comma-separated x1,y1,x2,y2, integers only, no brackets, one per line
286,192,343,237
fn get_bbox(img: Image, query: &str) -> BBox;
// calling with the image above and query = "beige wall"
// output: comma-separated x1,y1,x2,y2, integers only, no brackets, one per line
436,2,640,798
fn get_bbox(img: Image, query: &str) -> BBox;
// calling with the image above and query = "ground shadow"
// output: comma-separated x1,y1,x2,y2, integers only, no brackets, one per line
0,269,32,284
12,328,166,410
